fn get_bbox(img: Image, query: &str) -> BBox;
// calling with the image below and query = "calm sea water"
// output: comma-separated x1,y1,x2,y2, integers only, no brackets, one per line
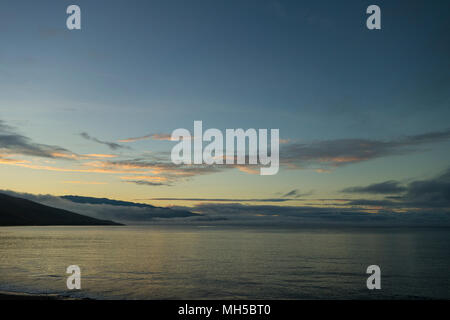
0,226,449,299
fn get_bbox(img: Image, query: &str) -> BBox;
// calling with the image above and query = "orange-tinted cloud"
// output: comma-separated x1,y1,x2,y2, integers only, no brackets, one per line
235,165,260,175
83,154,118,158
120,175,168,182
118,133,173,143
62,180,107,185
0,155,31,164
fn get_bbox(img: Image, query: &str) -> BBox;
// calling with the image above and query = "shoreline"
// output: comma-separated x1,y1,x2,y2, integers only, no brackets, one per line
0,291,86,300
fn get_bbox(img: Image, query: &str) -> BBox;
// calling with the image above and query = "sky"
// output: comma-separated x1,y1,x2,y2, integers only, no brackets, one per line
0,0,449,224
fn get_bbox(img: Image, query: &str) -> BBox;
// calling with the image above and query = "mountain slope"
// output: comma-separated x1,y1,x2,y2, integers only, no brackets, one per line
0,193,123,226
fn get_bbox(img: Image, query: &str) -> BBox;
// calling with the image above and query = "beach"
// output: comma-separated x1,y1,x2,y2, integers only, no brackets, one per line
0,291,66,300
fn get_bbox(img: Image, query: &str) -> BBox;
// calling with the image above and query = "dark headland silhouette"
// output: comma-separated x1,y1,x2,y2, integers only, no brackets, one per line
0,193,122,226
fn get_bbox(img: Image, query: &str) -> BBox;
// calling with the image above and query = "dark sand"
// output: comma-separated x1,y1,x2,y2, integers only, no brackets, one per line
0,291,81,300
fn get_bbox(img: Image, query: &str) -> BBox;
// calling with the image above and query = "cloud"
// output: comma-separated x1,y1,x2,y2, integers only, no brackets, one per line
0,190,197,223
282,190,297,197
282,189,312,198
234,165,260,175
347,199,399,207
4,117,450,192
118,133,173,143
2,183,450,226
341,181,407,195
0,155,30,164
85,159,222,182
402,168,450,208
80,132,128,150
62,181,107,185
79,128,450,185
149,197,297,203
0,151,222,186
281,128,450,170
192,203,355,217
188,202,450,226
342,168,450,211
0,119,77,159
144,169,450,225
113,129,450,180
115,128,450,179
124,180,167,186
83,154,117,158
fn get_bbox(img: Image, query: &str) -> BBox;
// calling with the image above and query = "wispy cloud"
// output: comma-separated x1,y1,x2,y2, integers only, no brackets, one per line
83,154,118,158
0,119,78,160
80,132,128,150
187,202,450,226
402,168,450,209
281,128,450,170
4,118,450,192
118,133,172,143
341,181,406,195
282,189,313,198
86,159,222,180
124,180,167,186
120,175,170,186
62,180,107,185
149,197,297,203
342,167,450,211
0,155,31,164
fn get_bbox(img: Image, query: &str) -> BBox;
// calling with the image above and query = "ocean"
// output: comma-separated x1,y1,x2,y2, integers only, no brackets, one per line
0,226,449,299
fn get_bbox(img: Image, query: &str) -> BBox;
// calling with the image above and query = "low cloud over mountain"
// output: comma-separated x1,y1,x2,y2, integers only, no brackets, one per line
0,190,197,224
